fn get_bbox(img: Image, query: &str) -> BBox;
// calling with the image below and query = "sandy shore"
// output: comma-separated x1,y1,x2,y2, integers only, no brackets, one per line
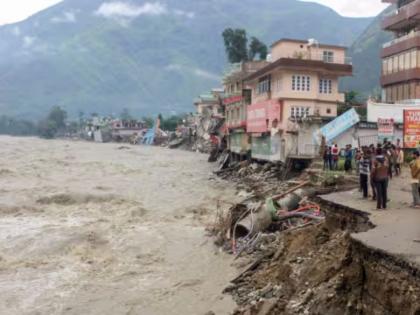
0,136,238,315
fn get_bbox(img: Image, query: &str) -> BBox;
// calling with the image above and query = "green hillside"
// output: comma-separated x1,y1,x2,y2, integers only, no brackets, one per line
0,0,373,118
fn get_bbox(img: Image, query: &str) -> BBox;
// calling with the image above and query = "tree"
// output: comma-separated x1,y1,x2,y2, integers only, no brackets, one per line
47,106,67,130
222,28,268,63
338,91,365,116
345,91,359,106
38,106,67,139
222,28,248,63
160,115,183,131
248,37,268,61
38,119,58,139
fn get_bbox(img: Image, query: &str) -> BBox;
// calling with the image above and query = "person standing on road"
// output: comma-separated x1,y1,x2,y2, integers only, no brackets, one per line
359,150,371,199
355,148,362,176
371,149,389,210
344,145,353,173
395,146,404,176
409,151,420,208
331,144,339,170
370,146,377,200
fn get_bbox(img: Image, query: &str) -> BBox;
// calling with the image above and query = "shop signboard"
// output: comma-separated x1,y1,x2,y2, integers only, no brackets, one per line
316,108,360,144
223,95,243,106
377,118,394,142
247,100,281,133
403,110,420,149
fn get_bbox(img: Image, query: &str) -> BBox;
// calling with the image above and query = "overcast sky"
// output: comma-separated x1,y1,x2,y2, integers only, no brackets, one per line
0,0,390,25
301,0,389,17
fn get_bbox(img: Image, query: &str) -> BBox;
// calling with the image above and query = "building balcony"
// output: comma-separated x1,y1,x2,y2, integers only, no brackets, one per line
304,53,352,65
382,30,420,57
380,68,420,85
246,59,352,83
382,0,420,31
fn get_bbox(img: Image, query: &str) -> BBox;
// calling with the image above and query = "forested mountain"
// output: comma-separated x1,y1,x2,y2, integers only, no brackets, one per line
0,0,373,118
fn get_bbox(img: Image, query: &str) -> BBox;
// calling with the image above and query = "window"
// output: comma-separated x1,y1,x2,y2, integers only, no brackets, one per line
382,60,387,75
326,108,332,114
393,55,398,73
388,58,393,74
257,76,271,94
291,106,310,118
411,50,417,69
319,79,332,94
276,79,282,91
292,75,311,91
323,51,334,63
399,53,404,72
404,51,410,70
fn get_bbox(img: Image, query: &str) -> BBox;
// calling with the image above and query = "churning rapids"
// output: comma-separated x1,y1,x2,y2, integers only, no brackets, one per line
0,136,238,315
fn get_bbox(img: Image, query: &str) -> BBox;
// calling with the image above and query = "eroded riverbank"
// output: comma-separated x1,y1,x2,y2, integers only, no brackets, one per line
0,136,239,315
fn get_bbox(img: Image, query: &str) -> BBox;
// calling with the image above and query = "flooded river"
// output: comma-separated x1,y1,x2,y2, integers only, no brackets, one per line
0,136,238,315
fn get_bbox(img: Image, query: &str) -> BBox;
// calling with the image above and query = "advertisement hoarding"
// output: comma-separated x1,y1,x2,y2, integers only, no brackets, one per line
403,110,420,149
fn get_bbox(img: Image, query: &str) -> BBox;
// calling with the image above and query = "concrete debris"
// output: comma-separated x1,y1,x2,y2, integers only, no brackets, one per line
207,153,420,314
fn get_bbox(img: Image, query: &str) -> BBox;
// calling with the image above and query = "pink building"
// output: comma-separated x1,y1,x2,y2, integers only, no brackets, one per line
244,39,353,162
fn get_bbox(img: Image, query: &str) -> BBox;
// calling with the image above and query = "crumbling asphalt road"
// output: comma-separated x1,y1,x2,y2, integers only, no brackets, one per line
0,136,239,315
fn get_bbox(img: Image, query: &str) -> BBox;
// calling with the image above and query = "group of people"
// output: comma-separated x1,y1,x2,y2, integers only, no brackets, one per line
322,144,341,171
323,140,420,210
356,142,404,210
323,143,356,173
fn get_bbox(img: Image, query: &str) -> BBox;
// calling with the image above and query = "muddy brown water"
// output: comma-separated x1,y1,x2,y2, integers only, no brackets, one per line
0,136,239,315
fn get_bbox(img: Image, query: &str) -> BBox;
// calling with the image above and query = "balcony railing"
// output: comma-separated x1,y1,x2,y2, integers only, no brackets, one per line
384,0,419,16
286,52,352,65
383,0,420,29
383,30,420,48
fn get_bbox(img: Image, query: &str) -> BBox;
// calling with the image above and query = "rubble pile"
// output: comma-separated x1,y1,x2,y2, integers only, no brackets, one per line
168,111,225,154
215,159,288,197
207,158,371,315
227,224,362,315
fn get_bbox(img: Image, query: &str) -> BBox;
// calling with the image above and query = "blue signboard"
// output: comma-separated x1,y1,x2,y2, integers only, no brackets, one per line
316,108,360,143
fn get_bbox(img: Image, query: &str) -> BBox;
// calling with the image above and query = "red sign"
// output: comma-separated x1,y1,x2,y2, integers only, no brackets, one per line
404,110,420,148
247,100,281,133
223,95,243,106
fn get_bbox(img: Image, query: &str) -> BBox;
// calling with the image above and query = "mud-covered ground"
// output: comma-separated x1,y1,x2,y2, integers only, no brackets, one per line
0,136,239,315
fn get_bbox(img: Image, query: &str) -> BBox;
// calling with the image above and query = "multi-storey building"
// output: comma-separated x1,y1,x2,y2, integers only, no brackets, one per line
223,61,269,158
243,39,352,162
381,0,420,103
368,0,420,125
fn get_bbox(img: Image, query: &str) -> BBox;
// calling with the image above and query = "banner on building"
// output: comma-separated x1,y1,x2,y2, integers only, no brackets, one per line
315,108,360,144
223,95,242,106
403,110,420,149
377,118,394,142
247,100,281,133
